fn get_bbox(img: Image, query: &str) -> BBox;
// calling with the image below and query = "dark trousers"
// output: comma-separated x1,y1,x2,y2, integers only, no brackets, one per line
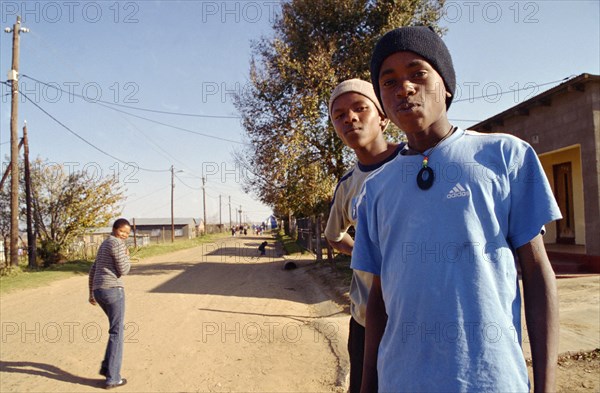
94,287,125,384
348,316,376,393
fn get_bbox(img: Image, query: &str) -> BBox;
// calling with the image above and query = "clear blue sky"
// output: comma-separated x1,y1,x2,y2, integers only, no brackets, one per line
1,0,598,224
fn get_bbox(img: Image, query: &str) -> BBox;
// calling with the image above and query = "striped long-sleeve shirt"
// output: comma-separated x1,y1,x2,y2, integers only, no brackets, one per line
88,235,131,294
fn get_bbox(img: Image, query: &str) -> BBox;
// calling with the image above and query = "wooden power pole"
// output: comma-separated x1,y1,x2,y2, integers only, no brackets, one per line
171,165,175,243
23,122,36,268
6,16,28,267
202,176,206,234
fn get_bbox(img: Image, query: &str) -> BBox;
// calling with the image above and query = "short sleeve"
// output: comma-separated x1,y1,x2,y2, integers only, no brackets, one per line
350,185,382,275
324,179,352,242
324,190,349,242
508,144,562,249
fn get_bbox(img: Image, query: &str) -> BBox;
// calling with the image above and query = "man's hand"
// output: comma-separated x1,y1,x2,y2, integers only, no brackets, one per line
89,295,97,306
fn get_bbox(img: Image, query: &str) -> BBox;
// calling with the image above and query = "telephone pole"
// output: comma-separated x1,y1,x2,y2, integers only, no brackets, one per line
219,195,222,230
228,196,232,229
202,177,207,234
23,122,36,268
170,165,175,243
5,16,29,267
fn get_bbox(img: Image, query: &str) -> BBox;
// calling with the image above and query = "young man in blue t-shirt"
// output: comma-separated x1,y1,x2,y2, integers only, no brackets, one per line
352,26,562,392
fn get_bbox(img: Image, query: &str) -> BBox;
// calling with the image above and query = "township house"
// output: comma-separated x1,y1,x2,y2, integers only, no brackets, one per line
130,218,204,242
81,218,203,251
470,73,600,273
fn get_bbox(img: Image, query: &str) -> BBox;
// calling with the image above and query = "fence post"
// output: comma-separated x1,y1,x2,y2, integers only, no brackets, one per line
315,214,323,261
307,217,313,253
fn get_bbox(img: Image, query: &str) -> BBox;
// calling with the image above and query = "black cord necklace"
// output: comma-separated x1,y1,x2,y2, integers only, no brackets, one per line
411,125,456,190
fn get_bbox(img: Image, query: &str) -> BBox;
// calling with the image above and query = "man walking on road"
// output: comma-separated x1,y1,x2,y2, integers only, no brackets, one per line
89,218,132,389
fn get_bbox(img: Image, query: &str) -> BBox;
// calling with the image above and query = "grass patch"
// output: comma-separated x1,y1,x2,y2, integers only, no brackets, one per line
329,253,353,286
0,233,230,294
130,232,229,260
0,259,93,294
275,229,307,255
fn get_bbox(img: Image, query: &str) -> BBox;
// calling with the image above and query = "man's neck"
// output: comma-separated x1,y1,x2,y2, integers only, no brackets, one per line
406,120,453,153
355,141,398,166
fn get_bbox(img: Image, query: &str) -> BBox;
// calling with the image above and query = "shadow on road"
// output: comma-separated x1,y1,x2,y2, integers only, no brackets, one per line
197,306,346,320
130,261,198,276
148,260,330,305
0,361,102,388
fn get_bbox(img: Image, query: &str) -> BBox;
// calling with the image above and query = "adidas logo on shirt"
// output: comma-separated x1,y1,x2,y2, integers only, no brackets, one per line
446,183,470,199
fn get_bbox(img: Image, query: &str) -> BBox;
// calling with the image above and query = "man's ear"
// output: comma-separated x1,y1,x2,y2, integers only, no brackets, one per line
380,117,390,130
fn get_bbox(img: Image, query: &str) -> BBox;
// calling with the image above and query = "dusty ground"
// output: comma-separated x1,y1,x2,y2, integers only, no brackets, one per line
0,235,598,392
0,236,349,392
307,262,600,393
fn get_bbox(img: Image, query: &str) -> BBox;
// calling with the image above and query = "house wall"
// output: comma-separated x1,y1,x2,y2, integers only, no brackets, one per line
477,81,599,256
539,146,585,245
133,225,193,243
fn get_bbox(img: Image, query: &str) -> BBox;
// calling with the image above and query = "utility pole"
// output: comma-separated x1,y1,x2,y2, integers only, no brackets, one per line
5,16,29,267
219,195,222,231
132,218,137,249
23,122,35,268
202,176,207,234
238,205,242,226
0,139,23,190
170,165,175,243
228,196,232,229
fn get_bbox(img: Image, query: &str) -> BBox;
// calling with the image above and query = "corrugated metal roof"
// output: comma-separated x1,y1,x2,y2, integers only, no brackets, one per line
130,218,198,226
470,73,599,132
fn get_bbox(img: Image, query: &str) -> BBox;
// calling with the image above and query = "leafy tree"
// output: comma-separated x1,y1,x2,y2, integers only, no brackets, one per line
29,159,125,265
235,0,445,218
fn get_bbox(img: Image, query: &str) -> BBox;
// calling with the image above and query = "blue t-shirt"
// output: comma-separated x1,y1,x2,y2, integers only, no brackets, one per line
351,128,562,392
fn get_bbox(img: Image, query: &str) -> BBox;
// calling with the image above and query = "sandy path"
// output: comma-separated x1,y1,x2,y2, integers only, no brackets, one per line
0,236,349,392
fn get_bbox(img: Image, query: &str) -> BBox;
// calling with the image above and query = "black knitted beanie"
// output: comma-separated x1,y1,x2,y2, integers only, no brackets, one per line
370,26,456,111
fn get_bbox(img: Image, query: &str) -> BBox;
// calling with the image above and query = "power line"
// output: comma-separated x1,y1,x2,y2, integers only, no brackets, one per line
15,87,170,173
17,76,247,145
123,185,171,205
174,174,202,191
111,106,189,169
22,74,242,119
94,101,247,145
452,77,570,104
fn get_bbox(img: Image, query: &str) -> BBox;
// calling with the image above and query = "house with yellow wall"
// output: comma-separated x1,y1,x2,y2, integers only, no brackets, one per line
471,73,599,273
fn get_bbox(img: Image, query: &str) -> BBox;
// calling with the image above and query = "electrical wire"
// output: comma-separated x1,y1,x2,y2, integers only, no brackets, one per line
17,89,170,173
122,184,171,205
18,76,247,145
452,77,570,104
94,101,247,145
174,174,202,191
22,75,241,119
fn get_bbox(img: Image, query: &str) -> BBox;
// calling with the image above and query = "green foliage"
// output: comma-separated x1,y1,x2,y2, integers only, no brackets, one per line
0,259,93,294
29,159,126,266
37,239,63,267
276,228,306,255
130,233,229,260
235,0,445,217
0,234,231,293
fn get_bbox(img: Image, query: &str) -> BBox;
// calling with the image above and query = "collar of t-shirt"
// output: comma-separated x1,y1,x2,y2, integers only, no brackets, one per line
357,142,405,172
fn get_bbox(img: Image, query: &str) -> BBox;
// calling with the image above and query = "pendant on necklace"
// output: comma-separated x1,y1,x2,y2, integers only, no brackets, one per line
417,157,434,190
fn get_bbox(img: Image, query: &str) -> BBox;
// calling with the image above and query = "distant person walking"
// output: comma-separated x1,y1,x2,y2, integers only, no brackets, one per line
88,218,131,389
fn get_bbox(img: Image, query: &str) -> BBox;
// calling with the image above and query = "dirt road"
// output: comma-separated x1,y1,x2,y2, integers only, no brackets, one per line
0,236,349,392
1,234,599,392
